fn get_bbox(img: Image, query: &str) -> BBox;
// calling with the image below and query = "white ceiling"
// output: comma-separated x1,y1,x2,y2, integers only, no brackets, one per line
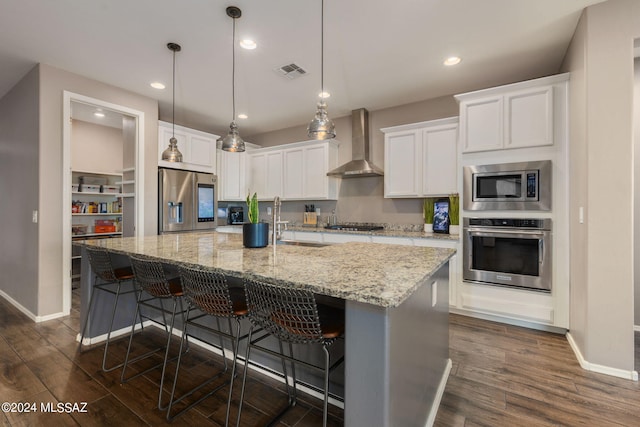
0,0,604,137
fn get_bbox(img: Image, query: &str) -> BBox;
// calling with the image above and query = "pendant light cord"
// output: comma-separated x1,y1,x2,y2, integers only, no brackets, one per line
172,48,176,139
321,0,324,99
232,15,236,121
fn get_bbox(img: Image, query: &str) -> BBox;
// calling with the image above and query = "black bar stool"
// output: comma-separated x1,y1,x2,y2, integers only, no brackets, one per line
236,279,345,427
165,265,248,423
79,246,137,372
122,254,187,411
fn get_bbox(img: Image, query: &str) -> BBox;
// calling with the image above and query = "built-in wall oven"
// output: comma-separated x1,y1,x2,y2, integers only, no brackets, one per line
463,217,552,291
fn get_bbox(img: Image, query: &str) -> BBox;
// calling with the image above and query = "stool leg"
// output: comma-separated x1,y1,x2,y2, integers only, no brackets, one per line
235,326,254,427
224,318,242,427
120,287,144,383
166,303,191,419
78,275,100,351
101,281,123,372
158,297,179,410
322,345,330,427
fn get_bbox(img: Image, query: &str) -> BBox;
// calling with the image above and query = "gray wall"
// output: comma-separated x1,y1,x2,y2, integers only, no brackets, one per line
562,0,638,372
0,66,40,314
635,58,640,327
0,63,159,318
247,95,459,225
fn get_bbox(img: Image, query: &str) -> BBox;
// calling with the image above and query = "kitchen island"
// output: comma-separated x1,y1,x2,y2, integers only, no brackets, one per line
76,231,454,426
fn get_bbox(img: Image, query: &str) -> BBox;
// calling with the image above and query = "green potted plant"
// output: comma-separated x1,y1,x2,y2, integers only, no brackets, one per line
242,192,269,248
448,193,460,234
423,198,435,233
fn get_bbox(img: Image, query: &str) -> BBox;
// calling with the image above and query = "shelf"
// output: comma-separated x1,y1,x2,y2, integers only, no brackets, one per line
71,255,82,260
121,167,135,173
72,191,121,196
72,213,122,216
115,180,135,185
72,232,123,238
120,193,135,198
72,170,122,177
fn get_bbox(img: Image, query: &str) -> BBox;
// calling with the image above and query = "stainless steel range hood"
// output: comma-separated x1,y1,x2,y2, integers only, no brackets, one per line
327,108,383,178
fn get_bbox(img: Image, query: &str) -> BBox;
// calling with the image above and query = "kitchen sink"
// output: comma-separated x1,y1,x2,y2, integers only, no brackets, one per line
276,240,331,248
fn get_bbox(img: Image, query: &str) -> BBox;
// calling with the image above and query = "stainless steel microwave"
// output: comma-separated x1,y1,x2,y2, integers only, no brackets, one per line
463,160,551,211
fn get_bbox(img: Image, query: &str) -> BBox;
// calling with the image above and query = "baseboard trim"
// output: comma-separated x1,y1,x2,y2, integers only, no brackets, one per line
105,322,345,409
0,290,37,322
0,291,69,323
425,358,452,427
566,332,638,381
450,307,567,334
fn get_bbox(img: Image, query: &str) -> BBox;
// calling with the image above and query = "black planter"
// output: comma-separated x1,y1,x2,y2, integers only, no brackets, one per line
242,223,270,248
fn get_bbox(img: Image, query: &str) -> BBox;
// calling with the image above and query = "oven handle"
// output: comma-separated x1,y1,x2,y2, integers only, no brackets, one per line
539,239,544,265
465,228,546,238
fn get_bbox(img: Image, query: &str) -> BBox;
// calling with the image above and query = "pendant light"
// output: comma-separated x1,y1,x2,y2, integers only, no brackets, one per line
220,6,246,152
307,0,336,140
162,42,184,162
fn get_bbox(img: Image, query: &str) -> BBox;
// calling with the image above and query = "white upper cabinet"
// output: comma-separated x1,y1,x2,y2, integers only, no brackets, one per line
456,74,566,154
158,121,218,173
382,117,458,198
248,149,284,200
282,141,339,200
217,150,247,201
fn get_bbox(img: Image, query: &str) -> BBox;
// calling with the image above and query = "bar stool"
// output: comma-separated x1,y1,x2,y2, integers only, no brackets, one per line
237,279,345,427
121,254,187,411
165,265,248,423
79,246,137,372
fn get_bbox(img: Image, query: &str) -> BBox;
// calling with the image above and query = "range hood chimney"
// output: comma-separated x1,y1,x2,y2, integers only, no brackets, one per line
327,108,383,178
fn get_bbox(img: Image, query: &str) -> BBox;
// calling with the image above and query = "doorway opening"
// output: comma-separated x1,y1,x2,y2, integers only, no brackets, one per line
61,91,146,315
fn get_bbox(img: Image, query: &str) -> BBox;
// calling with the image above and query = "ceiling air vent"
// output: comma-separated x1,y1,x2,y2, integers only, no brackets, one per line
274,63,307,79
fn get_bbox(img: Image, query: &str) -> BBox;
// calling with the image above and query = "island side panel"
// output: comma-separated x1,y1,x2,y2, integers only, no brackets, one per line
78,247,140,343
344,260,450,427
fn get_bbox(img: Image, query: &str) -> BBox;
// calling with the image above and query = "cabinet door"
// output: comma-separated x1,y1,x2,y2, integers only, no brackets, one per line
248,152,267,197
283,148,304,199
219,151,246,201
384,130,422,197
504,86,553,149
303,144,328,199
158,125,189,163
250,151,283,200
187,134,216,172
422,124,457,196
460,96,503,153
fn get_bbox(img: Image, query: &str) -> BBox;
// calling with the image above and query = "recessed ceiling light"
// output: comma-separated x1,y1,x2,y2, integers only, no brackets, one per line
237,113,248,119
94,111,105,118
444,56,461,66
150,82,166,89
319,91,331,99
240,39,257,50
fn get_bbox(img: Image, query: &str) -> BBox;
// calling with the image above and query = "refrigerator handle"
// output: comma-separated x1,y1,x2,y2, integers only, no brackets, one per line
167,201,183,224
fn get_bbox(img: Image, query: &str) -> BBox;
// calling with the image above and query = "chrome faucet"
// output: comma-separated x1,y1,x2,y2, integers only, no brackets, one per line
272,196,289,244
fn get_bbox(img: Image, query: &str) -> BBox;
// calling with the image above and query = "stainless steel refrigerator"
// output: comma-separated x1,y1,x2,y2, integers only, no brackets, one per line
158,168,218,233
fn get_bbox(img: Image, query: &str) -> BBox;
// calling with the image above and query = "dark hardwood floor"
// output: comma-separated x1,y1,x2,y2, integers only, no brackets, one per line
1,290,639,426
436,315,640,427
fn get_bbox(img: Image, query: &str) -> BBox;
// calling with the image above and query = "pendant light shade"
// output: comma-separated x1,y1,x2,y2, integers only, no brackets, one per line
308,101,335,140
221,6,245,152
308,0,336,140
162,42,183,162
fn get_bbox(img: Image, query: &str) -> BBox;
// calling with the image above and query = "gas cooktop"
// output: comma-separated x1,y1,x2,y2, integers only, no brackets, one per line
324,225,384,232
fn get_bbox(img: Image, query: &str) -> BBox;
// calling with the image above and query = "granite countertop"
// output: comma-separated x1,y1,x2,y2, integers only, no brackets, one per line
76,232,455,308
286,225,460,241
